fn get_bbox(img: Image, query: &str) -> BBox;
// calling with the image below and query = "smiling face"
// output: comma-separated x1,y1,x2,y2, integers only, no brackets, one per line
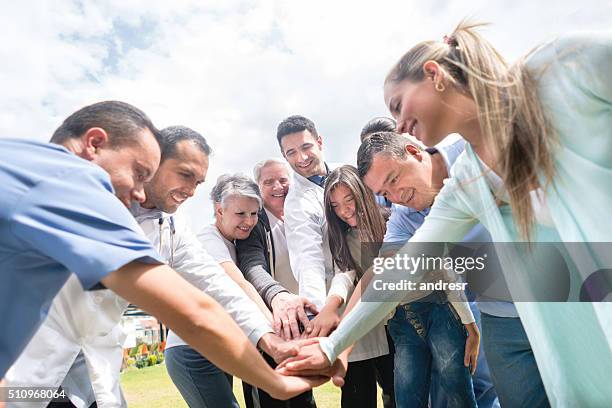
362,148,436,211
280,130,325,178
216,195,260,240
258,162,290,215
384,78,452,148
329,184,357,228
93,128,161,208
142,140,209,213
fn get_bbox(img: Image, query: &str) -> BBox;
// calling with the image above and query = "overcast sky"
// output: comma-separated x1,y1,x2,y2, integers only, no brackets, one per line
2,0,610,232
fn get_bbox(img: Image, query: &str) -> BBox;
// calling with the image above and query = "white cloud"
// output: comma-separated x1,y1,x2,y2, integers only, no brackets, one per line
1,0,610,231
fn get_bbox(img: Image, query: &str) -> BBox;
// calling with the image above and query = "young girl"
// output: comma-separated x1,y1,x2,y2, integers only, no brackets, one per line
318,165,396,408
285,20,611,407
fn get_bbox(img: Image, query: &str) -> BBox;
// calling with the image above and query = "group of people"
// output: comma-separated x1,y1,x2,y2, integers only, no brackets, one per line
1,20,610,408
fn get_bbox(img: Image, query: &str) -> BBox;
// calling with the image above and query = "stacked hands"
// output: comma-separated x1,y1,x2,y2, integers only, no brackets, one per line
259,291,348,395
264,292,482,395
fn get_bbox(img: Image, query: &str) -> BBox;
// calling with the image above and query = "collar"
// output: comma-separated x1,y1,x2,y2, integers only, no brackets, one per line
306,162,330,187
130,202,172,222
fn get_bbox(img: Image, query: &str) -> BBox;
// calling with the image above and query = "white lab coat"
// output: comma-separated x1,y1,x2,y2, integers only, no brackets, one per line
5,273,127,408
284,165,339,311
5,206,272,408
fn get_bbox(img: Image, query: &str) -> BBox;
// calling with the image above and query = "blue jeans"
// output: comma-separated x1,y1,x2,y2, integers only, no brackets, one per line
165,345,240,408
388,296,477,408
430,303,499,408
480,313,550,408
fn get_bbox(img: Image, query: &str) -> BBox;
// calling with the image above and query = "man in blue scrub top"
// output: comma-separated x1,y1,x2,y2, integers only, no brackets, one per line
0,101,321,401
0,100,163,378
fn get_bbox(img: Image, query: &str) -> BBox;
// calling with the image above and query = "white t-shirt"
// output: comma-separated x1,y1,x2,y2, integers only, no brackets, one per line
166,224,238,349
197,223,237,264
266,209,299,295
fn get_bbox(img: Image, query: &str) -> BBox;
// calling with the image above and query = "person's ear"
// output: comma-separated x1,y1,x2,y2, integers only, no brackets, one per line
405,143,424,162
81,128,110,160
316,135,323,149
422,60,444,88
215,203,224,218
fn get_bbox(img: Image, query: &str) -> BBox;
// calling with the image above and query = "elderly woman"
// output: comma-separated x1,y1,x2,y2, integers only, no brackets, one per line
165,173,273,408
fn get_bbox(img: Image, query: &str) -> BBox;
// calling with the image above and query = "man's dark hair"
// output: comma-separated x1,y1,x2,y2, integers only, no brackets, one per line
360,117,397,142
50,100,161,147
276,115,318,147
158,126,211,162
357,131,409,178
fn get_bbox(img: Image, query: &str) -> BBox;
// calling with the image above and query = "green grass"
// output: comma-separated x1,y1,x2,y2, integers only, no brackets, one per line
121,363,382,407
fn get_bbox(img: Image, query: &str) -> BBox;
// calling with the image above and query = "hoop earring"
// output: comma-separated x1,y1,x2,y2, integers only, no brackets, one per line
435,82,445,92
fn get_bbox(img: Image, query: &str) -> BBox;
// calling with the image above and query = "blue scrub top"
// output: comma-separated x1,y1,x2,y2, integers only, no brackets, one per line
0,139,163,376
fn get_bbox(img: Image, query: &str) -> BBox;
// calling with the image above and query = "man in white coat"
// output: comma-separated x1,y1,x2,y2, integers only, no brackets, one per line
278,117,395,407
5,126,315,407
278,116,337,317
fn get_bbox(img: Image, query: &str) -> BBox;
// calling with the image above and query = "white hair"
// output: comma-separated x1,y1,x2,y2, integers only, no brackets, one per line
210,173,262,209
252,158,291,184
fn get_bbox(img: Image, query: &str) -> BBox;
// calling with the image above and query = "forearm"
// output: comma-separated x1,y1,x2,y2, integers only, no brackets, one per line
175,255,272,344
296,265,328,311
239,279,274,323
449,301,475,324
327,270,355,305
322,295,343,314
327,269,376,360
320,262,403,362
222,261,273,323
320,298,399,363
244,264,288,307
102,263,281,392
343,268,374,316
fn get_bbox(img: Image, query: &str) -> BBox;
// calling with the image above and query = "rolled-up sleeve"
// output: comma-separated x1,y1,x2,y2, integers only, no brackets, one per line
327,270,356,304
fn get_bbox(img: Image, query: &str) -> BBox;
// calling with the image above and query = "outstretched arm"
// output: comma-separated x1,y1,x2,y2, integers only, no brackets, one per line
102,261,327,400
220,260,274,323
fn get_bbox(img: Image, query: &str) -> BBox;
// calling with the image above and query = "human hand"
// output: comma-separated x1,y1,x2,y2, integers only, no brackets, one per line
303,306,339,338
267,372,329,400
278,345,349,388
259,333,321,364
464,322,480,375
271,292,318,340
276,342,332,375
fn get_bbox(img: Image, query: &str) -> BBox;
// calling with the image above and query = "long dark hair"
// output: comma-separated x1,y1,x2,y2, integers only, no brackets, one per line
324,165,386,278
